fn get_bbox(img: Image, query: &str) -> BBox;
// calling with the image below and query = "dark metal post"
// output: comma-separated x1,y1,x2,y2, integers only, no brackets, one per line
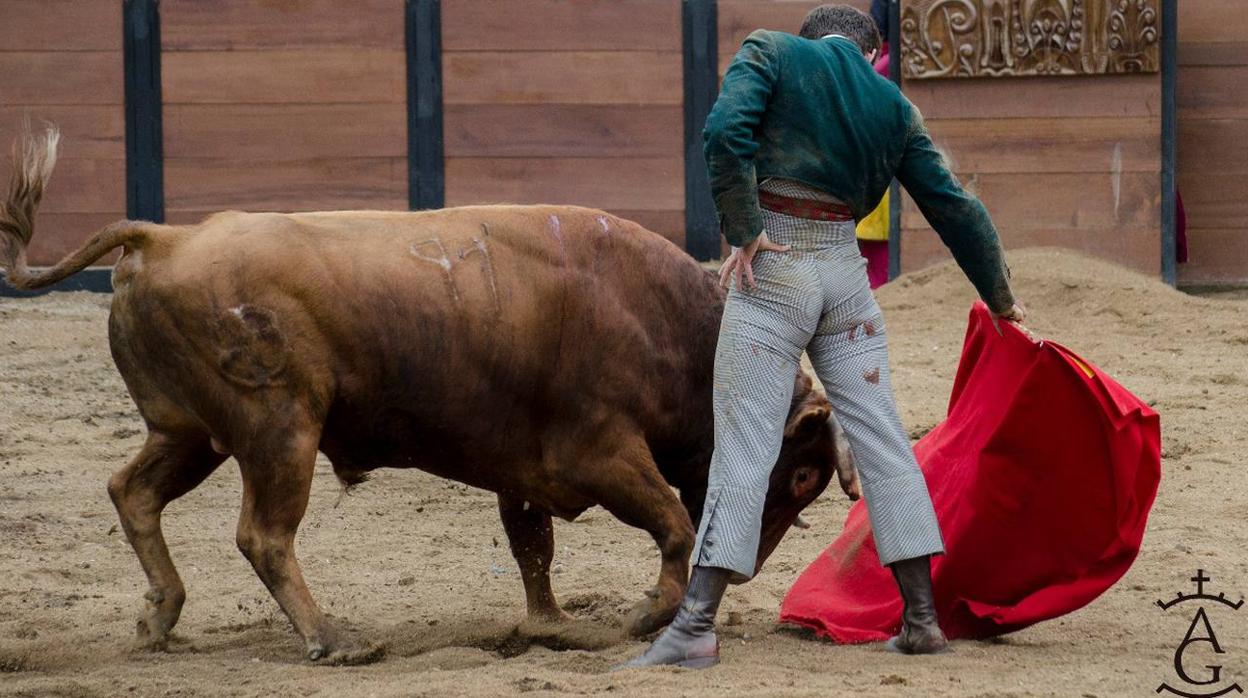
682,0,720,261
887,0,902,281
123,0,164,223
1160,0,1178,285
406,0,445,210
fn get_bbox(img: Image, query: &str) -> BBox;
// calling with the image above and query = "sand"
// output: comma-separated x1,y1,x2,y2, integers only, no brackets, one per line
1,248,1245,697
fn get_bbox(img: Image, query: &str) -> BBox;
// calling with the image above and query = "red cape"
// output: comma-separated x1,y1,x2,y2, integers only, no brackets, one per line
780,302,1161,641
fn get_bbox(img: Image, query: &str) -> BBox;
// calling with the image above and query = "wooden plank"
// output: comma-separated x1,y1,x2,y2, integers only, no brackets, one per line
162,50,405,105
0,106,124,160
164,158,407,212
0,52,122,105
444,105,681,158
718,0,871,55
24,213,125,267
443,51,682,105
1179,0,1248,46
0,158,125,214
444,157,684,211
903,74,1161,119
900,172,1162,232
1178,65,1248,119
923,117,1161,174
442,1,680,52
899,226,1161,277
0,1,121,52
164,104,407,159
160,0,403,51
1177,173,1248,230
1178,118,1248,175
1178,41,1248,67
1178,228,1248,285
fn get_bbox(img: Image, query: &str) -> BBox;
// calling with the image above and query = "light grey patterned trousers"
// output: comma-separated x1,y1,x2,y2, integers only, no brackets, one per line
691,192,945,580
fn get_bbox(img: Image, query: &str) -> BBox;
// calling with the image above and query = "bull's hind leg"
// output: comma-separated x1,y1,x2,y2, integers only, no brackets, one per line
107,431,227,648
233,426,381,665
497,494,570,623
565,434,694,637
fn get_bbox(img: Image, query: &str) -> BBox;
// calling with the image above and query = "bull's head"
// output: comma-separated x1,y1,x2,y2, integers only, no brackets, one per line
754,370,861,575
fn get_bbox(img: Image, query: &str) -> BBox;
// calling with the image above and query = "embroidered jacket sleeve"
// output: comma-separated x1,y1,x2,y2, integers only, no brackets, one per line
896,105,1015,313
702,31,780,248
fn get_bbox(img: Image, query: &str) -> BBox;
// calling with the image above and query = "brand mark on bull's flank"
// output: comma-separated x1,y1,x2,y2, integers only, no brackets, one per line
409,234,500,312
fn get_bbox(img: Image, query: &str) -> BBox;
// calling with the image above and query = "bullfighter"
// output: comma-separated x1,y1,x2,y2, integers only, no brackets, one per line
624,4,1026,668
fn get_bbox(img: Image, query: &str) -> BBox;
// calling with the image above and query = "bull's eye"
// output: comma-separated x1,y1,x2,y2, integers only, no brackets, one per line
791,466,818,498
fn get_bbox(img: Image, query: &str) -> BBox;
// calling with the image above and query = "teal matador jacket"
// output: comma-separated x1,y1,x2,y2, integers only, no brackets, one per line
704,30,1014,312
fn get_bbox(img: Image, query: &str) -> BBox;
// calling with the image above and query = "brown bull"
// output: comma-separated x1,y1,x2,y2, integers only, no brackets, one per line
0,127,859,663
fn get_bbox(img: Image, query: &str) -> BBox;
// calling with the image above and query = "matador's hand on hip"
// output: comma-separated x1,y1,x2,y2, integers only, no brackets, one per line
718,231,790,290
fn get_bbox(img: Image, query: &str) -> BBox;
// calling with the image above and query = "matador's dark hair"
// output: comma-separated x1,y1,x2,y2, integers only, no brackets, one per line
798,4,882,55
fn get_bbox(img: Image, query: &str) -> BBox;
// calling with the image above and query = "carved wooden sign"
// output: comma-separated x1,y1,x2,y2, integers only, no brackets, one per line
900,0,1160,79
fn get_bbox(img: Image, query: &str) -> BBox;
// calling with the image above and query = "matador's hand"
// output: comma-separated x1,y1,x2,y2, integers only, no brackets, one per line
718,231,790,290
990,301,1030,337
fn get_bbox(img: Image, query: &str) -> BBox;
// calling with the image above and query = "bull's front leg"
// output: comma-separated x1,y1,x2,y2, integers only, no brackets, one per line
561,432,695,637
497,495,571,624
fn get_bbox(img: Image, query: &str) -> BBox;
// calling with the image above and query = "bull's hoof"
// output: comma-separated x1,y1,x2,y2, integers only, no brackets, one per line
134,589,181,650
518,608,575,634
307,641,386,666
623,596,678,638
135,617,170,650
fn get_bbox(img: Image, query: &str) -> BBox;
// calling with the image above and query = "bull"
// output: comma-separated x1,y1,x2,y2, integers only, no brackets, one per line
0,127,859,663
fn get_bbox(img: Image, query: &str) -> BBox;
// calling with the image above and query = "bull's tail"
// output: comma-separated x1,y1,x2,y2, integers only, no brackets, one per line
1,122,158,291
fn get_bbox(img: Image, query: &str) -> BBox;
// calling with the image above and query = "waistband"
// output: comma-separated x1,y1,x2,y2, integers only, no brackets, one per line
759,189,855,222
761,207,858,251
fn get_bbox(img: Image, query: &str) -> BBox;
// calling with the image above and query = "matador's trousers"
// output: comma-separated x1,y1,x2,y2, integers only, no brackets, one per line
690,208,945,580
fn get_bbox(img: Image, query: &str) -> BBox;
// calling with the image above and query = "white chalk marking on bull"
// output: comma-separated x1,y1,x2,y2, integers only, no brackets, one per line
549,214,569,255
466,237,501,312
409,237,460,303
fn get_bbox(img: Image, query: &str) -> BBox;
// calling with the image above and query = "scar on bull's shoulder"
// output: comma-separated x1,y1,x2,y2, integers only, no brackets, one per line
216,304,289,388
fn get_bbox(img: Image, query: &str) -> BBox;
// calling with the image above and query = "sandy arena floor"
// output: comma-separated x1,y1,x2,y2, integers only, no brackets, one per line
1,248,1245,697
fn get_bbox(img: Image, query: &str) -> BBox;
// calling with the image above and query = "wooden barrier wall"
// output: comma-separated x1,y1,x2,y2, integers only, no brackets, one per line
159,0,408,225
2,1,1245,285
718,0,870,75
900,74,1163,275
0,1,125,264
1177,0,1248,285
440,1,684,245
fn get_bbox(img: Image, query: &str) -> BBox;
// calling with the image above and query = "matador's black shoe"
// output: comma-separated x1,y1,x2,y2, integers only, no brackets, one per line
614,566,731,669
886,554,950,654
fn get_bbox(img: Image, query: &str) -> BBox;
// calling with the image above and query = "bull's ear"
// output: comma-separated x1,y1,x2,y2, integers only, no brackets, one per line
784,401,831,439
